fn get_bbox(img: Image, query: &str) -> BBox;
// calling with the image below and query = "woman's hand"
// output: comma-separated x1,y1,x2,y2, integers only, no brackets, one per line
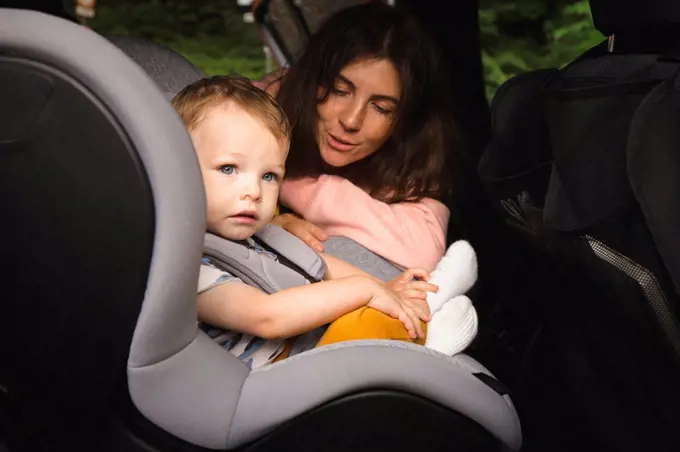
272,213,328,252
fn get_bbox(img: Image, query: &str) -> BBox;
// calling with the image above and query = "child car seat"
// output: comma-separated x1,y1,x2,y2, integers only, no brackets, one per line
106,34,205,98
479,1,680,450
0,9,521,452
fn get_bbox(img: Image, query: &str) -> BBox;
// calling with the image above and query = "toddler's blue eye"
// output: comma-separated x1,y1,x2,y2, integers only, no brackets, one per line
263,172,277,182
220,165,235,175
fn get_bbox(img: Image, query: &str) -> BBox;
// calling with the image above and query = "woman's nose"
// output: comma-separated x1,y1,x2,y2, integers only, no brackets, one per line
338,99,365,132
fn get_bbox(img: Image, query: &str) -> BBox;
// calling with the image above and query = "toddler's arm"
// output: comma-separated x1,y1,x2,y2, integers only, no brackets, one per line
198,274,427,340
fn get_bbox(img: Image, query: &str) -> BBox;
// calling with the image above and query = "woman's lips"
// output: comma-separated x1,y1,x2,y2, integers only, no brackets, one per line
327,133,357,152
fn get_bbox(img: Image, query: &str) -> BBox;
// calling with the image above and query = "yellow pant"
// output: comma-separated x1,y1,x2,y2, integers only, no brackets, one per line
274,307,427,362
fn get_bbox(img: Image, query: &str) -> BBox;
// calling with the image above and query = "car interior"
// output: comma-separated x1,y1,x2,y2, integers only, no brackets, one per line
2,1,680,451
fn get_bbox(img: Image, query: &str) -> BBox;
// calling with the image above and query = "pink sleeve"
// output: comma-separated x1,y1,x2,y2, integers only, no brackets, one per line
280,175,450,271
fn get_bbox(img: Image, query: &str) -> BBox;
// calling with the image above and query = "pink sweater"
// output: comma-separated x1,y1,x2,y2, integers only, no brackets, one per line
279,175,450,272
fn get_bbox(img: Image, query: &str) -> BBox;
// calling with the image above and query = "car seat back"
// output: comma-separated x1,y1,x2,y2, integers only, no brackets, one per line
0,8,233,450
106,35,205,98
479,18,680,452
0,11,157,450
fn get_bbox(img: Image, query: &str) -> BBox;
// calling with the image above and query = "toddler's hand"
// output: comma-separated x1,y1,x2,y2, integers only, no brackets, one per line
366,279,427,339
386,268,437,321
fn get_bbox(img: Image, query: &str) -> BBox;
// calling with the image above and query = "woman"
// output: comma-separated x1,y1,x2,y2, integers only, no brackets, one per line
270,2,460,274
261,2,477,355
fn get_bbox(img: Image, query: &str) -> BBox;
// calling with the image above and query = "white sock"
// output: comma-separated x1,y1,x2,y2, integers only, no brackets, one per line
425,295,478,356
426,240,478,315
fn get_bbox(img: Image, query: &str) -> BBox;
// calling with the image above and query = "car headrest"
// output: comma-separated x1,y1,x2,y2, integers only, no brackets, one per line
590,0,680,36
106,35,205,98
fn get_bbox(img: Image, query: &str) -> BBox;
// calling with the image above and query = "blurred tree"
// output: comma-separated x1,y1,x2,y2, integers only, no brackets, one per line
2,0,604,97
480,0,604,99
88,0,268,79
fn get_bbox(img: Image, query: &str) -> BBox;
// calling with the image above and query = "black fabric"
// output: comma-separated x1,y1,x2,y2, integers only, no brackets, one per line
0,0,74,20
472,373,509,397
540,50,680,449
479,28,680,451
541,53,679,232
237,390,503,452
590,0,680,36
544,220,680,452
628,73,680,299
0,57,155,449
478,68,556,237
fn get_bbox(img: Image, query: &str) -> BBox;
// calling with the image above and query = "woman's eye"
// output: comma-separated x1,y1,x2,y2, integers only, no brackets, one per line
262,172,277,182
332,87,349,96
220,165,236,175
373,104,394,116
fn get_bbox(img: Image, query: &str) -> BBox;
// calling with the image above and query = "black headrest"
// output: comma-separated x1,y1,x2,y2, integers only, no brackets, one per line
106,35,205,97
0,0,74,20
590,0,680,36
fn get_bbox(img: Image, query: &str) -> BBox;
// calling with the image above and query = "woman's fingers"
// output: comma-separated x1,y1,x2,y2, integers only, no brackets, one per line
274,214,327,252
296,227,325,252
300,222,327,252
305,222,329,242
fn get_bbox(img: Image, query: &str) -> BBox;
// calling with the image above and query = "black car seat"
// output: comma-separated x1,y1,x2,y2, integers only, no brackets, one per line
0,9,522,452
479,1,680,451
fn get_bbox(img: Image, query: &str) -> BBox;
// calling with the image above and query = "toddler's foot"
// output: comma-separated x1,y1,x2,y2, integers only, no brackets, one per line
427,241,478,315
425,295,478,356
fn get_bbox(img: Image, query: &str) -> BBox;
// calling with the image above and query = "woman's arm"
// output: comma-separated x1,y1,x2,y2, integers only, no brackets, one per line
280,175,450,271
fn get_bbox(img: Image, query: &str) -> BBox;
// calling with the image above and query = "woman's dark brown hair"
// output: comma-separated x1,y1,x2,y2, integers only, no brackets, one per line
276,1,459,204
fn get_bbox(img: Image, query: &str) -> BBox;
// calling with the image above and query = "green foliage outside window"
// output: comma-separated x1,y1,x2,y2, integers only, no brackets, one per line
479,0,604,99
89,0,267,79
88,0,604,100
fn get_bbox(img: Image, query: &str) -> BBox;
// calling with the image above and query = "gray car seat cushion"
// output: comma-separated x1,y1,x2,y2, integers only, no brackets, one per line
127,333,250,449
229,340,522,450
106,34,205,97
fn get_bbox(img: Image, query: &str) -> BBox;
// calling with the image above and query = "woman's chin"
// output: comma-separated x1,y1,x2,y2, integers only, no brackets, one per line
320,147,355,168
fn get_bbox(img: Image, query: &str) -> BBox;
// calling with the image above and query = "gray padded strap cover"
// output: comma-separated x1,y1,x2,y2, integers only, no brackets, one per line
203,224,326,294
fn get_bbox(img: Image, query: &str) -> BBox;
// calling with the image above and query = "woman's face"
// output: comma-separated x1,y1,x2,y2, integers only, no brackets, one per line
316,57,401,167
